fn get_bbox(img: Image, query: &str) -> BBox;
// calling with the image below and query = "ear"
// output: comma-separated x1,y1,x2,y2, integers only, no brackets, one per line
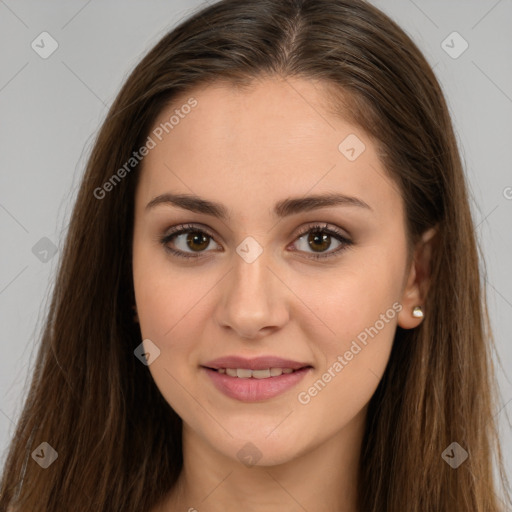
397,226,437,329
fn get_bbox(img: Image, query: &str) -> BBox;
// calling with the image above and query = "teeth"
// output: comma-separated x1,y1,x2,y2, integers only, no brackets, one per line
252,369,270,379
216,367,301,378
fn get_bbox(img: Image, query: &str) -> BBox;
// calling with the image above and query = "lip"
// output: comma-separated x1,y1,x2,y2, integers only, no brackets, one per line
202,355,311,371
202,367,312,402
201,356,313,402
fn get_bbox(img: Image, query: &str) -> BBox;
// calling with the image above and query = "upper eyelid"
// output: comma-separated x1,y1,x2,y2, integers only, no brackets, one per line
164,223,220,242
163,222,350,241
161,224,223,253
162,222,351,252
294,223,350,239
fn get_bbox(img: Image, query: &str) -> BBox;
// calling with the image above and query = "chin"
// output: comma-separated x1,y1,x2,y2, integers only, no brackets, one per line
211,431,308,468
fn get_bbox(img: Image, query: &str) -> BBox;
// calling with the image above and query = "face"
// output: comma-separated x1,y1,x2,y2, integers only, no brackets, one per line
132,76,418,466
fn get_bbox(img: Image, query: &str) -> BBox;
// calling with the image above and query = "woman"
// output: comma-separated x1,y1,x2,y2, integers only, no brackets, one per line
1,0,510,510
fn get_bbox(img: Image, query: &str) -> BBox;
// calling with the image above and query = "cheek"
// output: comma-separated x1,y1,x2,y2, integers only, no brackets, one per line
132,246,221,395
300,239,406,404
132,235,206,340
292,274,401,444
308,249,405,349
132,256,208,418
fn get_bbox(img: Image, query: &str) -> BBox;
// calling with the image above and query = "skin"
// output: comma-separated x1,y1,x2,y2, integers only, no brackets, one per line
132,76,435,512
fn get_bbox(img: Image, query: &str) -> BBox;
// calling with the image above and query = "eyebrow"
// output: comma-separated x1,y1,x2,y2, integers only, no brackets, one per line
145,192,372,220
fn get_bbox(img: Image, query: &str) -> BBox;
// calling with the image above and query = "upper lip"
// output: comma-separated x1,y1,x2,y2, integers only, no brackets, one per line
202,356,312,371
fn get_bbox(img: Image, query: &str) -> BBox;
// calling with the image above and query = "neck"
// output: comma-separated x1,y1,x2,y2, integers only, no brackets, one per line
159,405,367,512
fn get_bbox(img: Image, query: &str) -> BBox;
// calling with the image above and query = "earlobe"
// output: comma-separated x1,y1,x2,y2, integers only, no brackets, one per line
397,226,437,330
397,304,425,329
412,305,424,318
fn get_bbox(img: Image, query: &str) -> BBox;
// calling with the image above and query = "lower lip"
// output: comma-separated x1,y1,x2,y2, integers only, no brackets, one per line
202,366,312,402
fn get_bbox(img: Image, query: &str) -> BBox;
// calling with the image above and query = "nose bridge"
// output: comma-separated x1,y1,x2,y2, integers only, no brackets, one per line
216,242,288,338
233,247,270,299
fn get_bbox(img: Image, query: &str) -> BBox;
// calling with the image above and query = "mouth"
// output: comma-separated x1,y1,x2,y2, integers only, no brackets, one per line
203,366,312,378
201,365,313,402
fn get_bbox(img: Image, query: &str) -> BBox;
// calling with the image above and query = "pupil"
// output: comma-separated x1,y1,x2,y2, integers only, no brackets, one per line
309,232,330,252
187,232,209,251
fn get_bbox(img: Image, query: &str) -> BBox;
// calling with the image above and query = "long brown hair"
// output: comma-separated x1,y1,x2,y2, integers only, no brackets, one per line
1,0,510,510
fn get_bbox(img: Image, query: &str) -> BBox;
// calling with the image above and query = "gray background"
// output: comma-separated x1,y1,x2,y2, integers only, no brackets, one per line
1,0,511,496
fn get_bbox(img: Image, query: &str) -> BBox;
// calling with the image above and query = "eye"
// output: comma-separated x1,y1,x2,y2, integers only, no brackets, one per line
160,222,353,260
290,223,353,260
160,223,221,259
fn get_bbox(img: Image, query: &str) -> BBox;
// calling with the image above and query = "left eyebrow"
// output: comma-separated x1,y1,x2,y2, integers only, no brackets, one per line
145,192,373,220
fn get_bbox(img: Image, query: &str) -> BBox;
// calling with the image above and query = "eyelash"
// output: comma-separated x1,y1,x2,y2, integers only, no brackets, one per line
159,222,353,261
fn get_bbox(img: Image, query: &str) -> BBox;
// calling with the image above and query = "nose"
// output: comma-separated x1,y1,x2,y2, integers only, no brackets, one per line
214,248,290,340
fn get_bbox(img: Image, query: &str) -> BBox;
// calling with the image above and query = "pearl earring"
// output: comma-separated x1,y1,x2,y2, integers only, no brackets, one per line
412,306,424,318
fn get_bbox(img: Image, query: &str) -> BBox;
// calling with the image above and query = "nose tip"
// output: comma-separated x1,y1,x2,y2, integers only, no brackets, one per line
233,325,279,341
215,254,289,339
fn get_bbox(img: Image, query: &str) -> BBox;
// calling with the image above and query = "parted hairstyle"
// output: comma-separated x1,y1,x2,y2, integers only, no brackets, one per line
1,0,510,510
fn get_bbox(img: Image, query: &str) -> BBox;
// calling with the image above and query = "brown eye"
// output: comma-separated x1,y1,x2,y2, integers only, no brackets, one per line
292,224,353,260
183,231,211,252
305,231,334,252
161,224,220,259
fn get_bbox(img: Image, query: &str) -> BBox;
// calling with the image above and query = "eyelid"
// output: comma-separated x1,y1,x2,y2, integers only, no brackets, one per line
293,222,351,241
160,223,222,259
159,222,353,260
289,222,353,260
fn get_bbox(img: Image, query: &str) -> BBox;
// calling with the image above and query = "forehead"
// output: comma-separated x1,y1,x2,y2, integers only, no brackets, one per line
155,77,346,156
136,77,402,221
